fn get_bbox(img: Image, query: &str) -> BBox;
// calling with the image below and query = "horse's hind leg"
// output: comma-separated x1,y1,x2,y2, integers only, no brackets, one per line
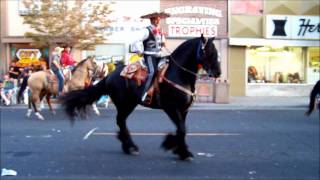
162,109,193,160
39,92,46,111
116,104,139,155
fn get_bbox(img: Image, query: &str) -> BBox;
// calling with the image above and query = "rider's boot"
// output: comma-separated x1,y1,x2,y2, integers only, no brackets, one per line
141,86,154,104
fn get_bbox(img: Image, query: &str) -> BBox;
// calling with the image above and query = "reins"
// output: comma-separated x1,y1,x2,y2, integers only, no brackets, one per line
168,53,200,78
160,39,208,99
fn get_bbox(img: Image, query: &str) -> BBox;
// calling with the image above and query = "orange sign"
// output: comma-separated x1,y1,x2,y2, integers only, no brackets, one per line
16,49,45,67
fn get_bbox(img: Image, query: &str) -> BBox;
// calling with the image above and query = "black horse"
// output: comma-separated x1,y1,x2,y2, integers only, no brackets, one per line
306,80,320,116
62,35,221,160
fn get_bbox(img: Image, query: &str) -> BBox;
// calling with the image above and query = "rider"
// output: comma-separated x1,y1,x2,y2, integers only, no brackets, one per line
49,46,64,96
60,45,76,71
131,11,169,103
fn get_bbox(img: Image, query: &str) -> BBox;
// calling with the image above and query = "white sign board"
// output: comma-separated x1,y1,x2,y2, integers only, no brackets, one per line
164,6,223,38
265,15,320,40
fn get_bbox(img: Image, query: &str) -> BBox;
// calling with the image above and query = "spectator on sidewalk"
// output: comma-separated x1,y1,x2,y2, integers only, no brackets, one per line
8,62,20,79
1,74,15,106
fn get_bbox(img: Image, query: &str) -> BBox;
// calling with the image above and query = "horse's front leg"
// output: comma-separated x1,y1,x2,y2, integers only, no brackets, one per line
46,94,55,115
92,103,100,116
162,109,193,160
116,105,139,155
32,94,45,120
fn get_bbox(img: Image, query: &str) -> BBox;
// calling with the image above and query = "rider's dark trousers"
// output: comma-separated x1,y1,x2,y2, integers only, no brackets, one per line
143,55,159,95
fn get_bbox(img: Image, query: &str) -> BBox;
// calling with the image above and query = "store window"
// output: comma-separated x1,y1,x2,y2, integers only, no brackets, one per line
10,44,49,69
247,46,305,84
307,47,320,84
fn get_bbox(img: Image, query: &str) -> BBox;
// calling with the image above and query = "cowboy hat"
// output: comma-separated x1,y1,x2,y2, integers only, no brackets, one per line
53,46,64,54
140,11,170,19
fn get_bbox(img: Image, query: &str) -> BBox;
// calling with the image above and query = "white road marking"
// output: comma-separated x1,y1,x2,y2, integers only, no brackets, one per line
92,132,241,136
83,127,99,140
25,135,52,138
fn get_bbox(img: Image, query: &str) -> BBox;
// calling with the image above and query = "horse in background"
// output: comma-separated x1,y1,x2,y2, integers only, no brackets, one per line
306,80,320,116
17,56,99,120
62,35,221,160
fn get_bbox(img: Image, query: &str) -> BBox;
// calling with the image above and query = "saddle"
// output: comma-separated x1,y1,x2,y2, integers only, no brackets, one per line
45,71,59,93
120,61,148,86
120,59,169,105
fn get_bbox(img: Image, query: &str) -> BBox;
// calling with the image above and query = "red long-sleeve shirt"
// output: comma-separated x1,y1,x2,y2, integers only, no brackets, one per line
60,51,76,67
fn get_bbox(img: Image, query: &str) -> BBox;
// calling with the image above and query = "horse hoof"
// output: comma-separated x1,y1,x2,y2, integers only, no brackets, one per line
94,111,101,116
129,150,140,156
183,157,194,161
122,145,140,156
35,112,45,120
26,110,32,118
174,148,194,161
38,117,45,121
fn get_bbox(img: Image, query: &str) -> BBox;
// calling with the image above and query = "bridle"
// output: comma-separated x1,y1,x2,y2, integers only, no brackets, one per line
86,58,99,80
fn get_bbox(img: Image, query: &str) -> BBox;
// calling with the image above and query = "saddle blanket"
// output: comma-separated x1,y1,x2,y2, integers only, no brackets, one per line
120,62,147,86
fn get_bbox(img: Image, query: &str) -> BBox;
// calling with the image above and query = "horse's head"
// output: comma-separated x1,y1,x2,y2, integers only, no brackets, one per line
85,56,99,77
198,35,221,78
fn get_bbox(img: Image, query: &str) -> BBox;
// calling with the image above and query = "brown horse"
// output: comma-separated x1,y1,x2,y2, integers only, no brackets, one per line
19,56,99,120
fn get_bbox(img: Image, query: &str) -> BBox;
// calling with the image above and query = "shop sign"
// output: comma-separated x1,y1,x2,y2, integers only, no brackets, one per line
164,6,222,37
265,15,320,40
161,1,227,38
16,49,42,64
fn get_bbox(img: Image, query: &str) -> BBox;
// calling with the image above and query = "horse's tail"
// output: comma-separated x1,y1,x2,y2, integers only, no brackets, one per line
306,80,320,116
61,76,109,121
17,76,29,103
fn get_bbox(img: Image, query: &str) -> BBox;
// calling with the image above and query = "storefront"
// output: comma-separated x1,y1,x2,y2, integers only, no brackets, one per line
84,1,229,102
1,0,54,74
230,14,320,96
9,44,49,69
161,0,228,80
161,0,229,102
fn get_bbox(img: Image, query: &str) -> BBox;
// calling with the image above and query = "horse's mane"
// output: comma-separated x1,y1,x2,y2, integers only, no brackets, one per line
73,57,89,72
171,37,200,58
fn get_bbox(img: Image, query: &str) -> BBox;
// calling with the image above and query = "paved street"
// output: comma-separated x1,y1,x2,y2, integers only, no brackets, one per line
1,107,319,180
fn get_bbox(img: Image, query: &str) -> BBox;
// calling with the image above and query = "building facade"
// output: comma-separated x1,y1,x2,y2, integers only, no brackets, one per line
1,0,319,97
229,0,320,96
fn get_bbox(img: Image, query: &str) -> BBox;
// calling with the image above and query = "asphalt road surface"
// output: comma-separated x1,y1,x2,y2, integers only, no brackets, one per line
1,107,319,180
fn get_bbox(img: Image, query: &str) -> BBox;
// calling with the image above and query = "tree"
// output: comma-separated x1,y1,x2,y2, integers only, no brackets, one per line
22,0,113,50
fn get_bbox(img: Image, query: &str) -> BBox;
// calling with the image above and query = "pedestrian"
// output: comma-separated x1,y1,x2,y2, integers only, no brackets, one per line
306,80,320,117
49,46,65,96
0,74,15,106
8,62,20,79
130,11,170,103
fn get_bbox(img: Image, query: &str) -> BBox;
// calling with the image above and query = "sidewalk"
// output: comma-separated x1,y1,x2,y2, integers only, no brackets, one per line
191,96,310,110
2,96,310,110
